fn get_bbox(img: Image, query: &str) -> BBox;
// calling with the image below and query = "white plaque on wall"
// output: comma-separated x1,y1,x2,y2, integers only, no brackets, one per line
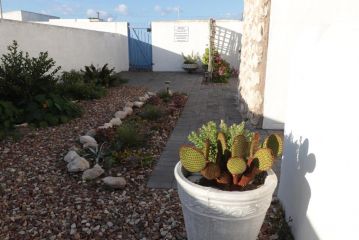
174,26,189,42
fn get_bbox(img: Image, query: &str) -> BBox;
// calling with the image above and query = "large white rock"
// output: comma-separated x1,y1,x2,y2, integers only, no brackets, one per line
64,150,80,163
123,107,133,115
98,123,112,129
133,101,144,108
147,91,156,96
79,135,97,145
109,118,122,126
114,111,127,119
67,157,90,173
102,176,127,189
82,164,104,180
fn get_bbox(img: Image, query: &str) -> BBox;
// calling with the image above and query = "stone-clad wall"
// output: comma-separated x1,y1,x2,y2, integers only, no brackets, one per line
238,0,271,127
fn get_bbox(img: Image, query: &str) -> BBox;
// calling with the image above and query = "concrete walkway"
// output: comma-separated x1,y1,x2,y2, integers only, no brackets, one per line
123,72,242,188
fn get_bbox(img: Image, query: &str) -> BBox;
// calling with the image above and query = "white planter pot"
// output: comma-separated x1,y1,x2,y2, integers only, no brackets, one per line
182,63,198,72
174,162,277,240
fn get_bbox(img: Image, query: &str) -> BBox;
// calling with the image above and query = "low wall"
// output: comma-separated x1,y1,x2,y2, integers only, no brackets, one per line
152,20,242,72
0,19,129,72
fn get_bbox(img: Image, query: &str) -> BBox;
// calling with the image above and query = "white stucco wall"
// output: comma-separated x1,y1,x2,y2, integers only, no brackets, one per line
261,4,287,130
267,0,359,239
152,20,242,72
0,19,129,72
3,10,59,22
44,19,128,35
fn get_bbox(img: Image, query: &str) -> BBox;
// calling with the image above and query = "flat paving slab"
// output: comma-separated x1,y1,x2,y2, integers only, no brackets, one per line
123,72,243,188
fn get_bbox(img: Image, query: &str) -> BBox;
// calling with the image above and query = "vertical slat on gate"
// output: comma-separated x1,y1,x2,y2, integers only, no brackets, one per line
128,25,152,71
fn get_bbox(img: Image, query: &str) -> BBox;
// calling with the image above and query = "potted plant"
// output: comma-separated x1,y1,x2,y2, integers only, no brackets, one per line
182,52,199,73
174,120,282,240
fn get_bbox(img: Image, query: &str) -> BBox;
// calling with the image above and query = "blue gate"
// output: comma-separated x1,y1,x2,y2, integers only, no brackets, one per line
128,26,153,71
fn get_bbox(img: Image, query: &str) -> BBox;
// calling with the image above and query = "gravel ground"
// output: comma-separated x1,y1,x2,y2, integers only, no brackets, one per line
0,85,292,240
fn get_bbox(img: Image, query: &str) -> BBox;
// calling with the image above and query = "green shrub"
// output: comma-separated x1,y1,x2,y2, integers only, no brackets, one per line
116,122,145,148
139,104,163,120
0,41,61,106
22,93,82,127
0,101,21,139
57,70,107,100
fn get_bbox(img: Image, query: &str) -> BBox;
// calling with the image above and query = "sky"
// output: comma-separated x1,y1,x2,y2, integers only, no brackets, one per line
2,0,244,25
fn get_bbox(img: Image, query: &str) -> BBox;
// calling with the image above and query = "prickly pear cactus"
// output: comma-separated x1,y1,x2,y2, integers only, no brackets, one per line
201,162,221,180
179,146,206,172
253,148,274,171
263,134,283,158
227,157,247,175
217,132,227,154
249,132,260,157
231,135,248,158
203,139,210,161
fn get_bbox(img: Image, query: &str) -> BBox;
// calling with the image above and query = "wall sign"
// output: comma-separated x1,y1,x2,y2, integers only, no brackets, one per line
174,26,189,42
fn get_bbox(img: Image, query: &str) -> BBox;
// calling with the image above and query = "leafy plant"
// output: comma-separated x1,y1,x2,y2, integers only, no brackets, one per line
0,41,61,106
116,122,145,148
182,52,199,64
139,104,163,120
181,120,283,188
202,48,231,83
82,63,123,87
147,95,162,105
0,101,21,139
57,70,107,100
158,90,172,103
22,93,82,127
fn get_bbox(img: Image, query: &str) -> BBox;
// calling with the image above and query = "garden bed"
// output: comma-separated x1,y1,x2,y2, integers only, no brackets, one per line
0,85,292,240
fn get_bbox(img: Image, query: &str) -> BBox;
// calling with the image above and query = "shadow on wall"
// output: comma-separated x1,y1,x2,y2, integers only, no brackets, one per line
278,133,319,240
215,26,242,69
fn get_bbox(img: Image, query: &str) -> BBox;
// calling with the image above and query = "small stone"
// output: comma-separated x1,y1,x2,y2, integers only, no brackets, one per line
85,129,96,137
64,151,80,163
3,148,10,154
79,135,97,145
70,228,76,235
67,157,90,173
139,97,146,102
133,101,144,108
114,111,127,119
125,101,134,107
82,164,105,181
123,107,133,115
19,230,26,235
107,222,114,228
98,124,112,129
109,118,122,126
147,91,156,96
83,141,98,150
93,225,100,231
102,176,127,189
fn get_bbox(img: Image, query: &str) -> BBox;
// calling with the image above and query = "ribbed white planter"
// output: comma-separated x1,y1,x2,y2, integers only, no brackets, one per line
174,162,277,240
182,63,198,73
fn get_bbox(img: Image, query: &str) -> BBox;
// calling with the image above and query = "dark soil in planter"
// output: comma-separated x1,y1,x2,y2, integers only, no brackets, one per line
190,171,268,191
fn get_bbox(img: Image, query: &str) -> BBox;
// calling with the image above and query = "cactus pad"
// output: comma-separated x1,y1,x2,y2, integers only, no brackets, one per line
263,134,283,158
203,139,210,161
227,157,247,175
250,132,260,157
231,135,248,158
217,132,227,154
253,148,274,171
179,146,206,172
201,162,221,180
